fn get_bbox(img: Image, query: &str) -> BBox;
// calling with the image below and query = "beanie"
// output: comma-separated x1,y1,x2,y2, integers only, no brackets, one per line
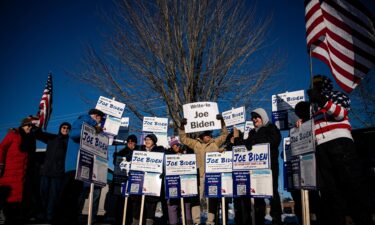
88,108,105,118
127,134,138,143
145,133,158,144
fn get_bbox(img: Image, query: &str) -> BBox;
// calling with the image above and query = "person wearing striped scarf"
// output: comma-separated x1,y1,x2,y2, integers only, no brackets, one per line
308,75,375,225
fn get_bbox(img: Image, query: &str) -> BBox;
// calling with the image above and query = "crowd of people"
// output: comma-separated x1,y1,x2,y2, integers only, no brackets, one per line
0,74,375,225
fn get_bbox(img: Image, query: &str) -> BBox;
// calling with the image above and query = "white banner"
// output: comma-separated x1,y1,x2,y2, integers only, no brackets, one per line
243,121,254,140
92,155,108,184
290,120,315,156
183,102,221,133
250,169,273,197
142,172,162,196
165,154,197,175
222,106,246,127
95,96,126,118
142,117,168,133
300,153,316,189
130,151,164,174
120,117,129,127
80,123,109,159
103,115,121,135
221,172,233,196
180,174,198,196
205,151,233,173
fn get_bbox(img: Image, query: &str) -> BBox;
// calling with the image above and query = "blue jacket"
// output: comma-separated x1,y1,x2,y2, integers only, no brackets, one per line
65,114,98,172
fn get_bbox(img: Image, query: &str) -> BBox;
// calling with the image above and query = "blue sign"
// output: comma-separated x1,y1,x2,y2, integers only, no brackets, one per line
233,171,251,197
204,173,222,198
165,175,181,199
127,171,145,195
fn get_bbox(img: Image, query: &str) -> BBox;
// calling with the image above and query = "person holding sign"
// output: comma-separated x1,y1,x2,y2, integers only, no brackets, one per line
166,140,194,225
56,108,104,225
308,75,375,225
234,108,282,225
113,134,139,225
131,133,165,225
179,115,228,225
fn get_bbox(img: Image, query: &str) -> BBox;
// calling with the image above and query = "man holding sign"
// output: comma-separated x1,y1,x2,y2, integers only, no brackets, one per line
234,108,282,225
178,112,228,225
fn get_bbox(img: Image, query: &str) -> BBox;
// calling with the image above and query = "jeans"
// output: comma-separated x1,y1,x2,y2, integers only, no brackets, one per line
40,176,63,221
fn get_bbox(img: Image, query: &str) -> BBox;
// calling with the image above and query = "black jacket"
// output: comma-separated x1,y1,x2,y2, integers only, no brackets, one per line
35,128,69,177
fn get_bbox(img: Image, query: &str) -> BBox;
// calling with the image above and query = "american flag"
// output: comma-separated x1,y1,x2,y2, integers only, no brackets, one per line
305,0,375,93
37,74,53,130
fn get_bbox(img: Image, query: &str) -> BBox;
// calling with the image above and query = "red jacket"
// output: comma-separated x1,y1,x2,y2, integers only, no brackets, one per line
0,129,29,203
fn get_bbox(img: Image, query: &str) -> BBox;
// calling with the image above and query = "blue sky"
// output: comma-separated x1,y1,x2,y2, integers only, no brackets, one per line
1,0,374,197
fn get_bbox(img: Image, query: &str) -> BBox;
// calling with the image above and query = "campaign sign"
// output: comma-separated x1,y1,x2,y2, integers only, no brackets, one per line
142,172,162,196
250,169,273,198
283,137,291,162
103,115,122,136
180,174,198,197
233,171,251,197
271,90,305,130
205,151,233,173
205,173,221,198
290,120,314,156
232,144,270,170
113,156,130,196
127,171,145,195
183,102,221,133
130,151,164,174
243,121,254,140
165,154,197,175
300,153,316,190
96,96,126,118
142,117,168,133
76,149,94,184
291,157,301,189
221,172,233,197
80,123,109,159
165,175,181,199
222,106,246,127
284,161,293,190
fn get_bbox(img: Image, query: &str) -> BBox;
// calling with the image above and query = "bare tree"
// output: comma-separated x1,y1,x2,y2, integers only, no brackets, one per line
73,0,281,128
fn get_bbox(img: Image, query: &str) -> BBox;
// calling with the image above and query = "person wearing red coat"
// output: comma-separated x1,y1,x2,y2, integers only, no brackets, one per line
0,117,36,224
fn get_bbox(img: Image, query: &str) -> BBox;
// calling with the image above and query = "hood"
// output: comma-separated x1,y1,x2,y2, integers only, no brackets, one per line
252,108,269,126
59,122,71,136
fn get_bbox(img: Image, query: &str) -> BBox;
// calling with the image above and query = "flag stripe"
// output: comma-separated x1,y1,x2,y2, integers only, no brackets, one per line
305,0,375,93
37,74,53,130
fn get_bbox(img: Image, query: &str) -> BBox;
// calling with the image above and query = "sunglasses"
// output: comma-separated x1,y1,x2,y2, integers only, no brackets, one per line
61,126,70,130
251,115,260,120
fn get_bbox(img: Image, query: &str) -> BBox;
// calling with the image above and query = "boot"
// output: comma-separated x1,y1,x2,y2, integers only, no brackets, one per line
146,219,154,225
131,218,139,225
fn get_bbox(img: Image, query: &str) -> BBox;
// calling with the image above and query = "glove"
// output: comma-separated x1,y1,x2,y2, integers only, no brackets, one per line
216,114,223,121
95,125,103,134
0,164,4,177
307,89,328,107
246,144,253,151
180,118,187,129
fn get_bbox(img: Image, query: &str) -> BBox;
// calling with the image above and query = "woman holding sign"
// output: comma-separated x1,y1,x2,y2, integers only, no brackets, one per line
131,133,165,225
234,108,282,225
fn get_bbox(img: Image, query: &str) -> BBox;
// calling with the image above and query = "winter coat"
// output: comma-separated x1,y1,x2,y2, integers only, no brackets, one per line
179,126,228,178
0,128,36,203
35,124,69,177
65,114,98,172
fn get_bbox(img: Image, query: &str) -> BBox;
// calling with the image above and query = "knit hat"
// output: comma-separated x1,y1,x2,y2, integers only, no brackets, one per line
145,133,158,144
294,101,311,121
127,134,138,143
20,116,38,127
88,108,105,118
170,139,180,147
313,74,333,92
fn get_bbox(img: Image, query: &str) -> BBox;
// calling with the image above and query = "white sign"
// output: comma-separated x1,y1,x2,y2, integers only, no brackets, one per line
130,151,164,174
165,154,197,175
95,96,126,118
121,117,129,127
80,123,109,159
290,120,315,156
243,121,254,140
222,106,246,127
250,169,273,197
180,174,198,196
142,117,168,133
300,154,316,189
232,144,270,170
183,102,221,133
92,155,108,185
271,90,305,130
142,172,162,196
205,151,233,173
103,115,121,135
221,173,233,196
283,137,291,162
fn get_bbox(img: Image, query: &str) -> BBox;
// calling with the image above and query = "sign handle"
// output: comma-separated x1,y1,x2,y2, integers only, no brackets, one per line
87,183,94,225
181,198,186,225
302,189,311,225
221,197,226,225
122,196,128,225
139,195,146,225
251,198,255,225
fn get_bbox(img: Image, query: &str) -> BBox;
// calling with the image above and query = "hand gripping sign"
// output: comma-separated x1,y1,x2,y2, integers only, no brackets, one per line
183,102,221,133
